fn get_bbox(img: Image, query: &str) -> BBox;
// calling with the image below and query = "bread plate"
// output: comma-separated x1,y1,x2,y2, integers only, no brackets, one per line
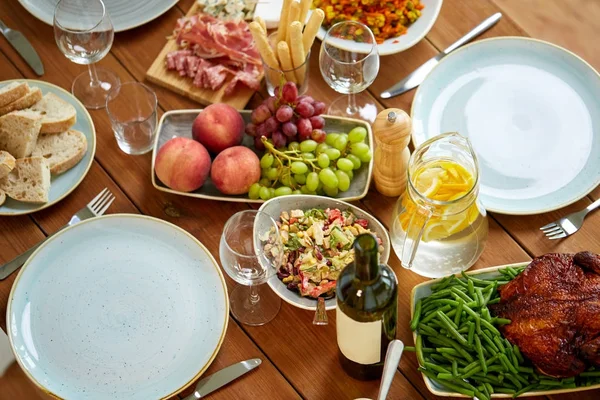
0,80,95,216
151,109,374,203
411,263,600,397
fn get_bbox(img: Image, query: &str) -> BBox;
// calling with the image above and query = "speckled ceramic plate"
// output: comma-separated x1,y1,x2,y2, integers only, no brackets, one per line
411,37,600,215
7,214,229,400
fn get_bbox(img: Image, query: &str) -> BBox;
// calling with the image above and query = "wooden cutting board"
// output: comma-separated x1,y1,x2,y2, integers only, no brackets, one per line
146,2,260,110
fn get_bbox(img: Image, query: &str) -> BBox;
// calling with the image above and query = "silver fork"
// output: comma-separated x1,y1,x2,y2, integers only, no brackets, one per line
0,188,115,280
540,198,600,239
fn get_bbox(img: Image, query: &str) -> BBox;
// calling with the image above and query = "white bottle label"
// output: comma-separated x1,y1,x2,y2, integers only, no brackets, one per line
336,307,381,365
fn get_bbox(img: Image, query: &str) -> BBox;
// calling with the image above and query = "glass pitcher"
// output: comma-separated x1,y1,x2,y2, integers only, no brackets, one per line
390,132,488,278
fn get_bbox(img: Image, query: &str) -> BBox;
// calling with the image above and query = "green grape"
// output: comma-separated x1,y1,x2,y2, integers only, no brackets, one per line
350,142,370,157
306,172,319,192
335,170,350,191
274,186,293,197
316,180,323,191
248,183,261,199
324,148,341,160
348,126,368,143
317,153,330,168
269,188,276,198
294,173,307,184
347,154,362,170
299,139,318,153
260,153,274,168
319,168,339,188
261,168,269,178
325,133,339,146
300,184,310,194
290,161,308,174
301,152,316,160
333,134,348,151
316,143,330,155
292,189,302,195
323,185,339,197
266,167,279,180
288,141,300,151
337,158,354,172
259,186,271,200
259,178,270,186
280,174,296,187
359,150,372,162
346,170,354,180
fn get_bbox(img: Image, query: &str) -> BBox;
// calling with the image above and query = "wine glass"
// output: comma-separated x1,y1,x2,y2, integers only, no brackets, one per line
220,210,284,326
53,0,120,109
319,21,380,123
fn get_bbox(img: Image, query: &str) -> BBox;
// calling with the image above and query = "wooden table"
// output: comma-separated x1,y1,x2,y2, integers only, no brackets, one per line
1,0,599,399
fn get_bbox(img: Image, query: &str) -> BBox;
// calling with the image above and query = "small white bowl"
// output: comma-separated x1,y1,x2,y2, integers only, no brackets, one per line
259,195,391,311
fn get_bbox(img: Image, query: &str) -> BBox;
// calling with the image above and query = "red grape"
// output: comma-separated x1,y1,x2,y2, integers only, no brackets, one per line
276,105,294,122
297,118,313,140
265,96,277,113
251,104,271,124
309,116,325,129
245,122,257,137
273,86,282,99
264,116,279,133
272,131,287,148
313,101,326,115
311,129,327,143
296,101,315,118
297,95,314,104
256,123,269,138
254,136,266,151
282,122,297,137
281,82,298,104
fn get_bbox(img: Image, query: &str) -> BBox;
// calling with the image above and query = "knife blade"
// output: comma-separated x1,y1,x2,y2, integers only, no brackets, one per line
0,20,44,76
380,12,502,99
184,358,261,399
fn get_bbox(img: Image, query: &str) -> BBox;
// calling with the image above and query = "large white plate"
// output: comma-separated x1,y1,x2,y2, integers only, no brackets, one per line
7,214,229,400
18,0,179,32
0,80,96,216
411,37,600,215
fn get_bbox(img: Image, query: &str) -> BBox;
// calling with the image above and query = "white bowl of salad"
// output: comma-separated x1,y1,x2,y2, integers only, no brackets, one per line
259,195,391,311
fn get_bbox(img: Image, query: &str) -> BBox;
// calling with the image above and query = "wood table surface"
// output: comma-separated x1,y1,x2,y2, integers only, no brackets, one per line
1,0,599,399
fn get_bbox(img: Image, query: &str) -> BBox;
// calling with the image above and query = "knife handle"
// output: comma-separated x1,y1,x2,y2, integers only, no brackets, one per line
443,12,502,54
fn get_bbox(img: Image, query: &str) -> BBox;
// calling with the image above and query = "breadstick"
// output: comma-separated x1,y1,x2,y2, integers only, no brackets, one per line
303,8,324,54
286,1,301,44
276,0,293,43
249,21,281,85
289,21,307,85
298,0,311,25
276,41,297,83
254,16,267,33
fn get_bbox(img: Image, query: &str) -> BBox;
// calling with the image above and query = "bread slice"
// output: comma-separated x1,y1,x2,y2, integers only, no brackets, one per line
29,93,77,134
0,189,5,206
0,86,43,116
0,157,51,203
0,150,16,179
32,129,87,174
0,82,29,108
0,110,43,158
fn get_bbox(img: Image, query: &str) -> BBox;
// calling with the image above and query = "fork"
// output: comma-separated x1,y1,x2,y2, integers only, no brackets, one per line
540,198,600,239
0,188,115,280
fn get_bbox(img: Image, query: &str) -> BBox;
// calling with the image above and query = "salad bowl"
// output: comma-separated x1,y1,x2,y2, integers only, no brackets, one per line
259,195,391,311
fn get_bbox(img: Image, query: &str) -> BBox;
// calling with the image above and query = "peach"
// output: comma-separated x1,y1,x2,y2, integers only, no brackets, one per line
155,137,211,192
211,146,261,195
192,104,244,154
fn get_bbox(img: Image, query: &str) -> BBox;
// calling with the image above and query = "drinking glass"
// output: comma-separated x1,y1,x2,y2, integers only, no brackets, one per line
263,33,310,96
319,21,380,123
106,82,158,155
54,0,120,109
220,210,284,326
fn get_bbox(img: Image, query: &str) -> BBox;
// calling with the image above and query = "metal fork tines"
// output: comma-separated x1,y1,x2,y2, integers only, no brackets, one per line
540,198,600,239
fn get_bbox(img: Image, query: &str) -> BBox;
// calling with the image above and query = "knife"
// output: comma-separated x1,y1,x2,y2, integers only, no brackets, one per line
183,358,261,399
380,12,502,99
0,19,44,76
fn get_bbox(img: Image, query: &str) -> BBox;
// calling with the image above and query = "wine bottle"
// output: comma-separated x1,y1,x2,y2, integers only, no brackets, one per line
336,233,398,380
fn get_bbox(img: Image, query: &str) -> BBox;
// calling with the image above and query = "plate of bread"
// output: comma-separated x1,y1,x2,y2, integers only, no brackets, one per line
0,80,95,216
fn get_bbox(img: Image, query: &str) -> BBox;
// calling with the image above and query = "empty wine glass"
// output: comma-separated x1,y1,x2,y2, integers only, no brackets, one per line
319,21,380,123
220,210,284,326
54,0,120,109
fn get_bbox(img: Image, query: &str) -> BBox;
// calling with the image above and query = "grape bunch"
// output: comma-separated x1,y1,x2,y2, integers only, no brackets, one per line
248,126,373,200
245,82,327,150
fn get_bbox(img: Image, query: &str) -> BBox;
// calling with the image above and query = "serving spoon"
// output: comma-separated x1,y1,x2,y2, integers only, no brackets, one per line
355,340,405,400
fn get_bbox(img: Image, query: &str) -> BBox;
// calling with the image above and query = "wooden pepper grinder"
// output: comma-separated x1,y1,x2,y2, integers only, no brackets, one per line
372,108,412,197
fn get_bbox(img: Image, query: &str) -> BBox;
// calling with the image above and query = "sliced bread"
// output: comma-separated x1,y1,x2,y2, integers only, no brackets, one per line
32,129,87,174
29,93,77,134
0,82,29,108
0,110,43,158
0,157,51,203
0,86,43,116
0,189,5,206
0,150,16,179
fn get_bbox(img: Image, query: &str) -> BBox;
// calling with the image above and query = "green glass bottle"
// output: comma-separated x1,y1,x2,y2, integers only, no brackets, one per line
336,233,398,380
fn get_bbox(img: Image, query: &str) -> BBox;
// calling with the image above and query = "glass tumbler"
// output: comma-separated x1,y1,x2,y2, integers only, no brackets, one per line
106,82,157,155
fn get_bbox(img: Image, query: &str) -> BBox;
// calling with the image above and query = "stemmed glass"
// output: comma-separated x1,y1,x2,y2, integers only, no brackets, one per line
220,210,284,326
53,0,120,109
319,21,380,123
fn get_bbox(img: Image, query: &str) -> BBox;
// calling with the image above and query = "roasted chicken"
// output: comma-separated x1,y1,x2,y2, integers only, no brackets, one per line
490,251,600,378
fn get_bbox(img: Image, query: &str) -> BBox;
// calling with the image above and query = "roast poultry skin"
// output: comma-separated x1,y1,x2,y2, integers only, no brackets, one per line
490,251,600,378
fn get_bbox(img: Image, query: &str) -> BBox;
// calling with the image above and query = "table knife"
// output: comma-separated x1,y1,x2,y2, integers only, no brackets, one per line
183,358,261,399
380,12,502,99
0,19,44,76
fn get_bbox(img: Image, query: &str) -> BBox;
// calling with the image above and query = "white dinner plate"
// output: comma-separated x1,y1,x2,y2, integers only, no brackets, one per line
7,214,229,400
18,0,179,32
411,37,600,215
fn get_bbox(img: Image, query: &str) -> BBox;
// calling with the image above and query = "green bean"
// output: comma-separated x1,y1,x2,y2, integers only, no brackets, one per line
418,323,438,336
475,287,485,308
539,379,564,386
517,366,533,374
474,335,487,374
481,306,492,322
473,373,502,384
404,346,415,352
513,383,537,397
461,271,494,287
451,286,474,303
431,276,452,292
432,336,474,362
491,317,511,325
416,334,425,366
494,387,516,394
429,353,448,363
581,371,600,377
461,364,482,379
418,369,475,397
562,377,576,383
507,346,519,369
440,353,468,366
467,322,475,345
506,266,519,277
487,365,505,373
410,299,422,331
423,361,450,374
454,298,464,326
452,360,458,377
421,304,451,324
437,347,462,357
487,297,501,304
493,336,506,353
457,325,469,334
467,279,475,297
500,354,519,374
422,298,459,313
437,372,454,380
425,288,453,300
479,318,500,336
503,373,523,390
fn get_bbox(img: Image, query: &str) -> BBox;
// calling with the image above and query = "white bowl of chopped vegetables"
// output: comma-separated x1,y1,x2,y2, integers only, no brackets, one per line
259,195,391,311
